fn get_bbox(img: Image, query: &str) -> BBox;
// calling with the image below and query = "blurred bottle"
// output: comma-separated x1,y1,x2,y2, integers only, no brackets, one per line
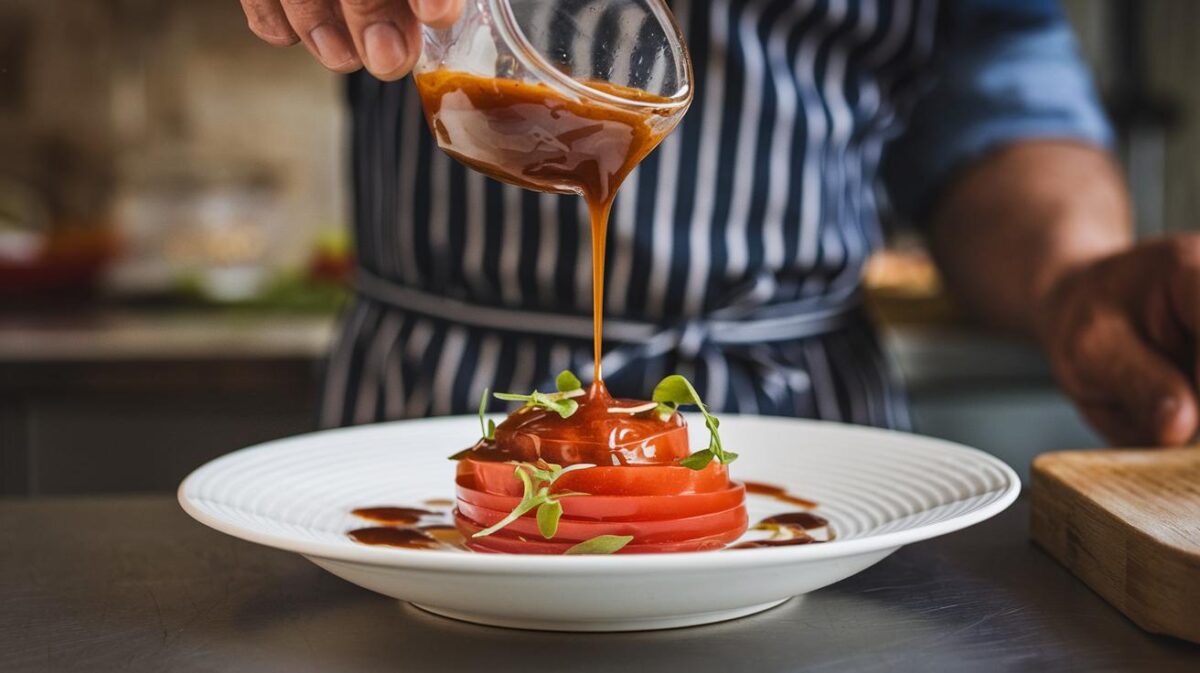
0,177,115,302
112,160,283,302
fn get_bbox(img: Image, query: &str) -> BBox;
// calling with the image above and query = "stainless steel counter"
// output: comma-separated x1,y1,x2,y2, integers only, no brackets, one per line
1,495,1196,672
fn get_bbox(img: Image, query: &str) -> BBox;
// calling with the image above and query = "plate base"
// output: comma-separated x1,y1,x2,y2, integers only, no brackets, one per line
410,597,794,632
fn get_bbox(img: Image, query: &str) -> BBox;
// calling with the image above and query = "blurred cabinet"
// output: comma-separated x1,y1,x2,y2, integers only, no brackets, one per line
0,314,330,495
0,318,1104,495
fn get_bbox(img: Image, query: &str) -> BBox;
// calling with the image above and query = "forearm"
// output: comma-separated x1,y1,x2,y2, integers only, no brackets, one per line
928,141,1132,338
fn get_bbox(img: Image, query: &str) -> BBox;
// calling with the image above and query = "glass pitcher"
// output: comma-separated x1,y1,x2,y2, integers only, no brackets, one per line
414,0,694,191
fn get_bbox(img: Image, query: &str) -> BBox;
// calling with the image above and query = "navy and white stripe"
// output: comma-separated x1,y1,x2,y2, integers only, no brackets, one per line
324,0,947,429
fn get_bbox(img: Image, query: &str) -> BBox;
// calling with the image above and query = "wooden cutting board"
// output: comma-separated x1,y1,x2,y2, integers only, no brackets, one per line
1031,447,1200,643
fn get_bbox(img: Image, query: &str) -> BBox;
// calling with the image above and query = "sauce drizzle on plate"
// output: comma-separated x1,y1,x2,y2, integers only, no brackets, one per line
351,507,437,525
742,481,819,509
348,527,440,549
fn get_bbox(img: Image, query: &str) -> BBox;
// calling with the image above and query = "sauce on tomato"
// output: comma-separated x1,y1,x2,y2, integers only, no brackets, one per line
465,381,689,466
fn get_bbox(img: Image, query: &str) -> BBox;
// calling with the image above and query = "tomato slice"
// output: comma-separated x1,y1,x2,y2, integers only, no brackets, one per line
456,500,747,544
459,458,732,497
456,476,746,521
454,512,747,554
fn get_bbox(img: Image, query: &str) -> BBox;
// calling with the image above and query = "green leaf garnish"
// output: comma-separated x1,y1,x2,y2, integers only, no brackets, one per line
652,374,737,469
477,387,494,440
564,535,634,555
537,499,563,538
494,388,582,419
556,369,583,393
678,449,714,470
471,462,589,540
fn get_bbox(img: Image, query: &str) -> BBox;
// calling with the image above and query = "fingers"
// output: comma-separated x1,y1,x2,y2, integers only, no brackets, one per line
280,0,361,72
1077,404,1146,448
241,0,300,46
340,0,422,80
241,0,461,78
1166,248,1200,385
408,0,465,29
1060,309,1198,446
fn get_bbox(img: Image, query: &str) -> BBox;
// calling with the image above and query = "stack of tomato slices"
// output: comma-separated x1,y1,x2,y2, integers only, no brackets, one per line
452,380,748,554
454,458,748,554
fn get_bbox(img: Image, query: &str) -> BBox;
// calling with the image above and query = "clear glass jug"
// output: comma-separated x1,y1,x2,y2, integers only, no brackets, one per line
414,0,694,194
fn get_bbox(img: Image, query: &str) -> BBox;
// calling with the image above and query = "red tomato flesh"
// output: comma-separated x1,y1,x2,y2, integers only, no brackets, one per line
459,458,733,497
455,512,747,554
455,500,747,543
456,476,746,521
450,382,749,554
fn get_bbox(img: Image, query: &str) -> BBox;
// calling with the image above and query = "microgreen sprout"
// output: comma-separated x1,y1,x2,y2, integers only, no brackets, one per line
478,387,496,441
652,374,737,470
564,535,634,555
471,461,592,540
493,369,586,419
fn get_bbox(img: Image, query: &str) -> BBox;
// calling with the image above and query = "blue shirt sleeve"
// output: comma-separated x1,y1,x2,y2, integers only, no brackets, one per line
880,0,1114,221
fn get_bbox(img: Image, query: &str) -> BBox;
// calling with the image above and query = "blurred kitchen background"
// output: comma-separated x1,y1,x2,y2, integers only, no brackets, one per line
0,0,1194,494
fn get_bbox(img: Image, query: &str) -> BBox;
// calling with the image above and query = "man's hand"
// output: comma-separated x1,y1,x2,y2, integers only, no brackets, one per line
929,141,1200,447
1037,238,1200,446
239,0,463,79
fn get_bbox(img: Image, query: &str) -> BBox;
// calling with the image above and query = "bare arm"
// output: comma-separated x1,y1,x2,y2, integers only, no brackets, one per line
930,140,1200,446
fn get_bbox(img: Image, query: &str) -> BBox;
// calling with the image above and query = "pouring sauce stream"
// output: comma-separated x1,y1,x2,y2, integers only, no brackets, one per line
415,71,681,379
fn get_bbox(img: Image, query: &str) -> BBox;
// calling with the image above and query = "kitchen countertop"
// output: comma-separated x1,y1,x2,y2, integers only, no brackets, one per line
2,496,1196,672
0,309,1050,386
0,311,336,362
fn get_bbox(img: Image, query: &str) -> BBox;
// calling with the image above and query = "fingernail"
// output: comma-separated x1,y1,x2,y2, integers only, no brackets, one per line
310,24,355,68
363,22,406,75
417,0,450,22
1154,396,1180,427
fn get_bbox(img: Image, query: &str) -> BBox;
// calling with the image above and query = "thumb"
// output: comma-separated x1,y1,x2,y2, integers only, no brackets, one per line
1067,314,1198,446
408,0,465,29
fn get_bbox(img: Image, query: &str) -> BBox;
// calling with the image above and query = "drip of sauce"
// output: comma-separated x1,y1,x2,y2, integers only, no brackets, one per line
415,70,684,379
419,524,467,549
351,507,436,525
422,498,455,508
728,536,816,549
727,511,831,550
465,381,689,465
757,511,828,530
742,481,819,509
347,512,466,551
348,527,440,549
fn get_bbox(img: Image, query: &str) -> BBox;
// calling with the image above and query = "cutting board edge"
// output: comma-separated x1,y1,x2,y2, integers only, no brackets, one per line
1032,451,1200,556
1030,455,1200,644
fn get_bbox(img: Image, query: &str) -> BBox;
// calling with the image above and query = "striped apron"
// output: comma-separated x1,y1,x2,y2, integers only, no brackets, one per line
323,0,939,429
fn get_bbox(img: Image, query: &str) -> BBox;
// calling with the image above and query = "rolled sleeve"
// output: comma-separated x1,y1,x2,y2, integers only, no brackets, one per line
881,0,1114,221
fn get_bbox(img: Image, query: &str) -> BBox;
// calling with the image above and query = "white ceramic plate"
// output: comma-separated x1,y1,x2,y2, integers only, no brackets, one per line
179,415,1019,632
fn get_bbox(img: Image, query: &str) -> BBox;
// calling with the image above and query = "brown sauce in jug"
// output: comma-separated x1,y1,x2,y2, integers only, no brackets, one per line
415,70,681,378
